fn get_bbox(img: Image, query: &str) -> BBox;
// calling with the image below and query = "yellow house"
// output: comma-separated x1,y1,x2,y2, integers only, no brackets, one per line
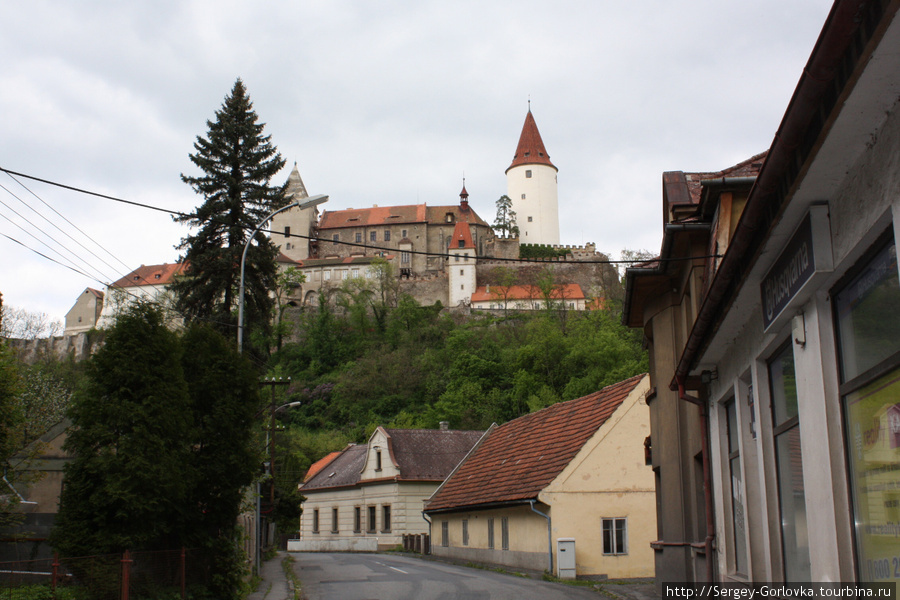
424,374,655,579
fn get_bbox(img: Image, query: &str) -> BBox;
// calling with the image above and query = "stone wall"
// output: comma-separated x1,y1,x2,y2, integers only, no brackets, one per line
5,332,101,364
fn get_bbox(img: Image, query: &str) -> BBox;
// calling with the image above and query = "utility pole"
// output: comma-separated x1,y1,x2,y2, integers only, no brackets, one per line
260,377,291,504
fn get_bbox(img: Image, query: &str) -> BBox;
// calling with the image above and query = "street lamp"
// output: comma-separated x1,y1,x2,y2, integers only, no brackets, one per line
237,194,328,352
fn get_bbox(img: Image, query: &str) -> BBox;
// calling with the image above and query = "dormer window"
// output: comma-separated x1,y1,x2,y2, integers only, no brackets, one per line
458,239,465,248
445,213,454,223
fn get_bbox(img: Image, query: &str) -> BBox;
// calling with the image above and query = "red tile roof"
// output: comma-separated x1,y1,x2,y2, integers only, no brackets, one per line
318,203,489,230
425,374,647,512
303,451,343,483
470,283,584,303
506,110,557,173
451,221,475,250
301,444,367,491
110,263,186,288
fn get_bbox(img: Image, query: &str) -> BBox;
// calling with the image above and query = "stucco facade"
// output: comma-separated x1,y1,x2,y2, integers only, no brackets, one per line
427,375,655,579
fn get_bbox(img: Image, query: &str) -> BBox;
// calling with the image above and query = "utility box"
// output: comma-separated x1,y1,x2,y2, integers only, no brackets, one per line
557,537,576,579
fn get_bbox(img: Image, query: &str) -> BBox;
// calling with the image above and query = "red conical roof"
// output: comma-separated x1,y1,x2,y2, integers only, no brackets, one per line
506,109,557,173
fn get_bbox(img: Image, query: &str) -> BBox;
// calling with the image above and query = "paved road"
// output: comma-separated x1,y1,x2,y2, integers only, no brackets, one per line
293,552,604,599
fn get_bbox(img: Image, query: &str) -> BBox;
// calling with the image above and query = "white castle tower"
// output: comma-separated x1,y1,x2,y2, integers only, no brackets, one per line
448,184,477,306
506,107,559,246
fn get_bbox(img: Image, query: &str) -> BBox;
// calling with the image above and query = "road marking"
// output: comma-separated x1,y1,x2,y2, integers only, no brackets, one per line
389,566,408,574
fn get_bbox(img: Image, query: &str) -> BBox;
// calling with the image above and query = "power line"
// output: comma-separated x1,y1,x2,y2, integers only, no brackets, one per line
1,166,717,270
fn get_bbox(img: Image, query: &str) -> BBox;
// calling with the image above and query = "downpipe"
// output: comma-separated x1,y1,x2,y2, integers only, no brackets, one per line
529,500,553,575
677,376,715,582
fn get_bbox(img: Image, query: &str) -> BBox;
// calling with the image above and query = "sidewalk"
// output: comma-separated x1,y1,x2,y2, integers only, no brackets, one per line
246,551,295,600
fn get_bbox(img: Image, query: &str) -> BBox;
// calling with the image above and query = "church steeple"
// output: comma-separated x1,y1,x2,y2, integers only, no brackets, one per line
506,108,557,174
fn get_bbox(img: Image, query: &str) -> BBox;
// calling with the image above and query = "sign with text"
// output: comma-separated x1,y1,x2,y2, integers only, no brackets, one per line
761,215,817,330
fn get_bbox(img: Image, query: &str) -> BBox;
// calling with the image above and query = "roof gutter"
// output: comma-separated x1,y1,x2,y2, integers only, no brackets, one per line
675,0,882,382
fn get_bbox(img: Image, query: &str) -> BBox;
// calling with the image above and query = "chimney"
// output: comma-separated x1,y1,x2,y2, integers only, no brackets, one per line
439,421,449,431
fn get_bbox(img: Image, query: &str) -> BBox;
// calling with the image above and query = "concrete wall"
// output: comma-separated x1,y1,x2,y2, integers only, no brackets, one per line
288,538,378,552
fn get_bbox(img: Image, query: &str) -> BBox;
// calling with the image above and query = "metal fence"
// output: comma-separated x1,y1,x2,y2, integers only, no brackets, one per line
0,548,211,600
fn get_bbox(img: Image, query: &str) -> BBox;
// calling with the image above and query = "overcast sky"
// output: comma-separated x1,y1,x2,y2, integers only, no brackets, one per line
1,0,835,323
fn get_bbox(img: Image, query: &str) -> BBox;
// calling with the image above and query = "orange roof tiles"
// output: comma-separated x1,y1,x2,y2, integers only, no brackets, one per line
303,451,343,483
451,221,475,249
318,203,490,230
425,374,646,512
470,283,585,303
110,262,186,288
507,110,557,173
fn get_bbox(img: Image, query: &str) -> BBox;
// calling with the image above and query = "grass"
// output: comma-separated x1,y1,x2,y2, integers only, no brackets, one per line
282,555,302,600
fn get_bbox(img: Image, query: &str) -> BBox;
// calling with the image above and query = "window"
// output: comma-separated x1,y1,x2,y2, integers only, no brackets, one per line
284,226,291,238
455,253,460,262
487,518,495,550
375,449,382,471
725,399,747,574
602,518,627,555
382,505,391,532
501,517,509,550
401,251,410,264
370,231,377,242
313,509,320,534
521,194,526,199
324,270,331,281
459,270,464,276
352,268,359,278
525,169,532,178
355,232,362,243
769,342,810,581
402,229,408,238
458,239,465,248
354,507,362,533
834,234,900,582
527,216,533,222
384,230,391,242
462,520,469,546
368,506,376,533
441,521,449,547
332,508,339,533
445,213,454,223
332,234,339,242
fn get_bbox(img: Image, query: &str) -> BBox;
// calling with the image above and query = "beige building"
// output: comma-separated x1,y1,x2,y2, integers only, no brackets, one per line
64,288,104,335
424,374,655,579
292,426,483,552
469,283,587,311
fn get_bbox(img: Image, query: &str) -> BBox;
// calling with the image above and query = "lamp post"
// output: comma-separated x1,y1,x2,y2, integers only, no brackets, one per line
237,194,328,353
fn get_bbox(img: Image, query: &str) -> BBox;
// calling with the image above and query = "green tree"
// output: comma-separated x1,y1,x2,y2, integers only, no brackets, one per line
180,323,261,596
174,78,287,345
493,195,519,238
0,343,25,526
52,303,193,557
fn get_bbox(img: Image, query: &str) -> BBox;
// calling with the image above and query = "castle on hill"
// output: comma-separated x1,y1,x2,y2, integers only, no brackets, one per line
268,107,612,309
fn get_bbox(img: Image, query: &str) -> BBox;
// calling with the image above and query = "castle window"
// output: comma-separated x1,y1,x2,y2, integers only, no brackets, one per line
458,240,465,248
525,170,532,178
445,213,454,223
332,234,339,242
528,216,533,222
402,229,408,238
284,226,291,238
370,231,377,242
355,232,362,243
460,270,464,276
521,194,526,200
384,230,391,242
401,252,410,264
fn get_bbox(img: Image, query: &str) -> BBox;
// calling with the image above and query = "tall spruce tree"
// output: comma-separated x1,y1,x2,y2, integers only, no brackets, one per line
493,194,519,238
174,79,287,344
